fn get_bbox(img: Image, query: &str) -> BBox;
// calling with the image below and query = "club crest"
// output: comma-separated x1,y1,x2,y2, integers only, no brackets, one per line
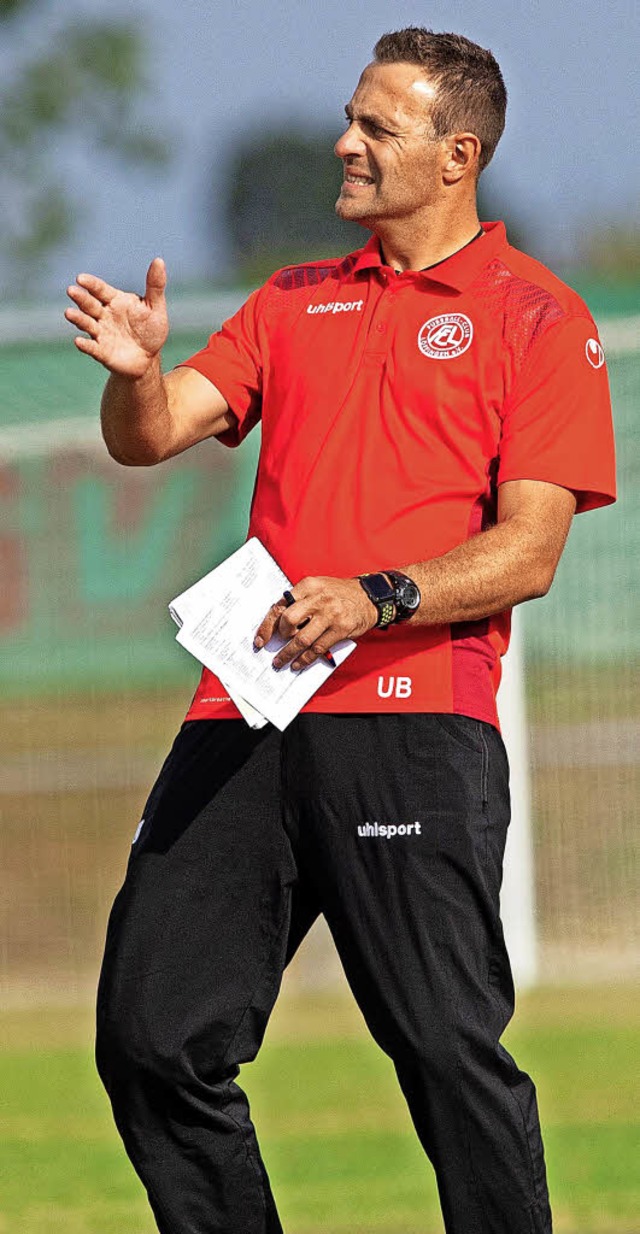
418,313,473,359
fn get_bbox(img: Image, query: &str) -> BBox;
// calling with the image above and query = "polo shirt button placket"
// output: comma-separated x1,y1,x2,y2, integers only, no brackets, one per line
365,312,390,359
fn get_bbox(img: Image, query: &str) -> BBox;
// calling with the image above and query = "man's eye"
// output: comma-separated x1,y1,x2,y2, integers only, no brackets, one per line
342,115,388,138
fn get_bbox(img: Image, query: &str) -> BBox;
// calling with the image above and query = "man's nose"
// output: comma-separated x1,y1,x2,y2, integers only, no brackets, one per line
334,122,366,159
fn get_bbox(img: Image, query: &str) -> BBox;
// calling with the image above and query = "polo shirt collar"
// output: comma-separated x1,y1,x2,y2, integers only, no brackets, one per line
349,221,507,291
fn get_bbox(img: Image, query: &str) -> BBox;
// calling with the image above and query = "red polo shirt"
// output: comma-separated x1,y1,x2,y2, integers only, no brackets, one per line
179,222,616,727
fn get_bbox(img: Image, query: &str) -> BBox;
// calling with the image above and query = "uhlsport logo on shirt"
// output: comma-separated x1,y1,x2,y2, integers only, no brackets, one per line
306,298,364,315
418,313,473,359
358,820,423,839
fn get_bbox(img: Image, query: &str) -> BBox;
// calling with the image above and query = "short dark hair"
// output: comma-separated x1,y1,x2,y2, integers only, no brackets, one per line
373,28,507,172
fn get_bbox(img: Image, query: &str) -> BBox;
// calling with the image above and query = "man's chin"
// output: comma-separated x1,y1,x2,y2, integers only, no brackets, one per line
335,197,374,227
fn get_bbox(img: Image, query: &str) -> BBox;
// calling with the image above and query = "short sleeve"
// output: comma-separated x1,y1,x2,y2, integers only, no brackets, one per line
498,314,616,513
177,286,265,447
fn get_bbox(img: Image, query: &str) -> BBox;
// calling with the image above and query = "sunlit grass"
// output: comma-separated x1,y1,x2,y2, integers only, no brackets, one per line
0,986,638,1233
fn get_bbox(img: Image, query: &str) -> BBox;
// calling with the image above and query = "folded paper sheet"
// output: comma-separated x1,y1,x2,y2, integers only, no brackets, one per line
169,538,356,731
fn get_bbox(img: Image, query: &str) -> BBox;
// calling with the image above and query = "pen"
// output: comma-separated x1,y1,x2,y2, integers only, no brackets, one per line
282,590,337,668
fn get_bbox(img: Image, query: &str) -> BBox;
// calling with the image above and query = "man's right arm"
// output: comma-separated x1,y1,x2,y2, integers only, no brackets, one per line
65,257,236,466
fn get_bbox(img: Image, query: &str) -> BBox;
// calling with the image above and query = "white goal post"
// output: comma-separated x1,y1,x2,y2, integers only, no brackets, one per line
498,609,537,988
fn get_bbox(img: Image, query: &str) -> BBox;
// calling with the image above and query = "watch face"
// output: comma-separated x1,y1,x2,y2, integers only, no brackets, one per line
401,580,421,610
388,573,420,619
360,573,395,604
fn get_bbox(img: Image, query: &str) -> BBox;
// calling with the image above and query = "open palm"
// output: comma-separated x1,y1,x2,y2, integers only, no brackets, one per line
65,257,169,377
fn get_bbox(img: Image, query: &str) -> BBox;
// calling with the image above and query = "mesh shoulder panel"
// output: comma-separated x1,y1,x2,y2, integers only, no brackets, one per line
273,252,359,292
471,258,566,370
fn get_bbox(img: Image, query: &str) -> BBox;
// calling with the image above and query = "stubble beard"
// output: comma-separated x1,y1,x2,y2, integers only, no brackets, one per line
336,190,413,233
335,189,379,229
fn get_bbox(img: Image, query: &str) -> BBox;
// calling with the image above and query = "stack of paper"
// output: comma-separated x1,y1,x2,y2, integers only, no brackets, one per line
169,538,356,731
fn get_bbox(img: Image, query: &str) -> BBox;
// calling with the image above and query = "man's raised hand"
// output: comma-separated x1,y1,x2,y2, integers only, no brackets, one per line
65,257,169,377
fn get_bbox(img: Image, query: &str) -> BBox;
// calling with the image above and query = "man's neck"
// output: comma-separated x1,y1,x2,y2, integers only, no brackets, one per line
376,208,482,273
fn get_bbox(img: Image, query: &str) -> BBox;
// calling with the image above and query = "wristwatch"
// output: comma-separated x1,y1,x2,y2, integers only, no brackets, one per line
384,570,421,622
357,572,397,629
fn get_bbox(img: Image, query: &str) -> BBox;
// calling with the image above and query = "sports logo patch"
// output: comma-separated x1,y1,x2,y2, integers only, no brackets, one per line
585,338,605,370
418,313,473,359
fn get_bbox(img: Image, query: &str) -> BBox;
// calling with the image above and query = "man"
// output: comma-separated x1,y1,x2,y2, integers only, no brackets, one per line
65,28,615,1234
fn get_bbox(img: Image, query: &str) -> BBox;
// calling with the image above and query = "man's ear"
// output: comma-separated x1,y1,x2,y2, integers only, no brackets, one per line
442,133,482,184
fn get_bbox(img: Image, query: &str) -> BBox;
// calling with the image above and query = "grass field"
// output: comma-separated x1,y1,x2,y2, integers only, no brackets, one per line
1,689,638,1230
1,984,639,1234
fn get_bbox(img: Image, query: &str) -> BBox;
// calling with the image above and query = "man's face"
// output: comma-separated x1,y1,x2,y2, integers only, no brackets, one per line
335,62,445,228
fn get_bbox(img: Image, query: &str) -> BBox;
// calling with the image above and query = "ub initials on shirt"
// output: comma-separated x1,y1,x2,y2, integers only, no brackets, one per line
377,676,413,699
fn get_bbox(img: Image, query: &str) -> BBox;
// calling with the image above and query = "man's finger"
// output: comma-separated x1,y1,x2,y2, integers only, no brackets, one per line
254,588,313,648
278,589,318,637
76,273,118,305
145,257,167,308
290,629,339,671
64,307,99,338
272,616,326,669
74,336,102,359
253,600,287,648
66,285,104,318
276,605,311,641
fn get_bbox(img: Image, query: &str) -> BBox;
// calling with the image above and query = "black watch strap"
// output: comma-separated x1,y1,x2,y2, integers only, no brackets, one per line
357,572,396,629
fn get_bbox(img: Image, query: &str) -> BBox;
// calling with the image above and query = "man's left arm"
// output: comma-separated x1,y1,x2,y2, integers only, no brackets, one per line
255,478,576,671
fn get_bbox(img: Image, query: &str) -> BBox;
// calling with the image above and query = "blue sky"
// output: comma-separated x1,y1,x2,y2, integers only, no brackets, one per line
11,0,640,294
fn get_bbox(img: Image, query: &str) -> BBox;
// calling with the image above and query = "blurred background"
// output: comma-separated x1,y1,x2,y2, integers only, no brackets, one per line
0,1,638,1231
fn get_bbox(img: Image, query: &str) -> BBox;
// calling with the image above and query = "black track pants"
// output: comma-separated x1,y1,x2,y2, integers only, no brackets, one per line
96,714,552,1234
